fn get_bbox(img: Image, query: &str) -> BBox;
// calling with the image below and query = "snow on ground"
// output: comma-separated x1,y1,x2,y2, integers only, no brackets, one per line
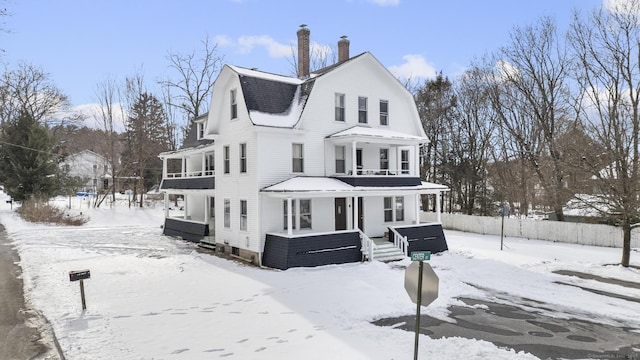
0,192,639,359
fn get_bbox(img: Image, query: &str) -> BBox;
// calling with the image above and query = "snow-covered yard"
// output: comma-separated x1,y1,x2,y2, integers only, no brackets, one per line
0,192,639,359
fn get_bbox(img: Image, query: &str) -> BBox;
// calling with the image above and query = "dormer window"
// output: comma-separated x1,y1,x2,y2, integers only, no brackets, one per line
197,122,204,139
335,93,345,122
230,89,238,120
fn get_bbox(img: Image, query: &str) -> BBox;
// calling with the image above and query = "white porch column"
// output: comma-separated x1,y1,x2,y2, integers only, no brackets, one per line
184,194,189,220
202,153,206,176
353,196,359,231
436,192,442,223
162,158,167,178
164,193,169,218
415,194,420,224
181,156,186,177
351,141,357,176
414,144,420,177
286,197,293,236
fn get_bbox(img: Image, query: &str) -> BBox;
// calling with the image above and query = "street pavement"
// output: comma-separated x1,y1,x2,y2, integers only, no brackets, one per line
375,289,640,359
0,223,61,360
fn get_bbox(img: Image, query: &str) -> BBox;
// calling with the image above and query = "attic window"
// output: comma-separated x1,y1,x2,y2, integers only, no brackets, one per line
197,122,204,139
230,89,238,120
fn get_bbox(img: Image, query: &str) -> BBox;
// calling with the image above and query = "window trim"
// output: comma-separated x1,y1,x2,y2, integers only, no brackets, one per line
335,145,346,174
223,145,230,174
384,197,393,222
401,149,410,174
240,200,247,231
224,198,231,228
230,89,238,120
239,143,247,174
335,93,345,122
197,122,205,139
384,196,404,222
292,143,304,173
358,96,368,124
379,100,389,126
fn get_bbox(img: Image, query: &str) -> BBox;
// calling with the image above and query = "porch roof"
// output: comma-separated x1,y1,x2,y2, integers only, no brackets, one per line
260,176,448,198
326,126,428,145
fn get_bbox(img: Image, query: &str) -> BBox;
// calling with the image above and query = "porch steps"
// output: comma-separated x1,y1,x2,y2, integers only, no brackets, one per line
373,243,406,262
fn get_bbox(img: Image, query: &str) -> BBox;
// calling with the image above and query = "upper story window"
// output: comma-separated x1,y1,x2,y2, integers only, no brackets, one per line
335,145,345,174
379,100,389,126
205,151,215,175
335,93,345,122
401,150,410,174
358,96,368,124
197,122,205,139
223,145,230,174
380,148,389,170
230,89,238,120
239,143,247,173
292,143,304,173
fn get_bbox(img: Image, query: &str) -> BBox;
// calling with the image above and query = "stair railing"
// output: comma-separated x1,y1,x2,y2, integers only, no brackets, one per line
389,227,409,256
359,231,375,262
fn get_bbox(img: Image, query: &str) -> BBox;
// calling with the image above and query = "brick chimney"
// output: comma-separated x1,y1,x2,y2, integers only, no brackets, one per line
338,35,350,63
297,24,310,78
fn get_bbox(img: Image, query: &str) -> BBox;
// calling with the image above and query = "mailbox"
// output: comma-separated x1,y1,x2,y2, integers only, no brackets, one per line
69,269,90,282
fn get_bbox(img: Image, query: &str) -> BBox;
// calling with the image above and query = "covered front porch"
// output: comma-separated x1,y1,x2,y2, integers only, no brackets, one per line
259,176,449,269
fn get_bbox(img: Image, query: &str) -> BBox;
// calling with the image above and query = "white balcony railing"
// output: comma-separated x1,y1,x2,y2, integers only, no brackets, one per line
166,170,215,178
348,168,412,176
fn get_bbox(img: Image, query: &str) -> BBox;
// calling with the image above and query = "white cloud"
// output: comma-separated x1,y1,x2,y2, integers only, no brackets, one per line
236,35,292,58
388,54,436,81
368,0,400,6
71,103,127,133
213,34,232,47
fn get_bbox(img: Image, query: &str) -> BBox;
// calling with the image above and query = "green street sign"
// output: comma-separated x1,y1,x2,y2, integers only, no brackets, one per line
410,251,431,261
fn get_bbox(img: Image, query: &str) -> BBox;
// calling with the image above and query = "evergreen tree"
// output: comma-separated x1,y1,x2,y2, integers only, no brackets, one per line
0,111,59,201
122,92,171,207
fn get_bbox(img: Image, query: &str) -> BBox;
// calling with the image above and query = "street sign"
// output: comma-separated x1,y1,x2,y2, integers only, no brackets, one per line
404,262,439,306
410,251,431,261
405,261,439,360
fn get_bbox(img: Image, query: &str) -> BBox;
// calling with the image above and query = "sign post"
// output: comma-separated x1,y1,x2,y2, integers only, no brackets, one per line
69,269,91,310
405,252,438,360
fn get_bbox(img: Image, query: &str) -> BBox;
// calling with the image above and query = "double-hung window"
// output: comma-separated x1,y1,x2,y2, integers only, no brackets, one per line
384,196,404,222
197,122,205,139
223,145,230,174
380,148,389,171
230,89,238,119
224,199,231,228
380,100,388,126
240,200,247,231
239,143,247,173
292,143,304,173
335,145,345,174
283,199,312,230
205,152,215,175
358,96,368,124
335,93,345,122
401,150,410,174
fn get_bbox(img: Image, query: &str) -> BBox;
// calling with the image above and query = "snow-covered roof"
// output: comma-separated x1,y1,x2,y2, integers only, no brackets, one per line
327,126,428,144
261,176,448,198
228,65,303,85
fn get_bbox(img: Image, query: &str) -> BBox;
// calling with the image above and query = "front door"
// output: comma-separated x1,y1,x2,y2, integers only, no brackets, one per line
334,197,347,231
356,148,363,174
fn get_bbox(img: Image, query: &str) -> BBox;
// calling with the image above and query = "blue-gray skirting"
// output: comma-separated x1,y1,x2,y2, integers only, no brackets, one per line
163,218,209,242
160,176,215,190
262,231,362,270
389,223,448,254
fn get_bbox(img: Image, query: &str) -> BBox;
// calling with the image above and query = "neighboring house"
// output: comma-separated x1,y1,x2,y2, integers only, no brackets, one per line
159,26,449,269
61,150,111,194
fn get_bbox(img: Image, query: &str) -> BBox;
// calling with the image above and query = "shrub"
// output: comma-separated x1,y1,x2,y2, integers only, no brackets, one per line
17,200,88,226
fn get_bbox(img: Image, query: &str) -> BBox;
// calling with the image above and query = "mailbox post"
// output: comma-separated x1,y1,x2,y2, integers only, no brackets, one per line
69,269,90,310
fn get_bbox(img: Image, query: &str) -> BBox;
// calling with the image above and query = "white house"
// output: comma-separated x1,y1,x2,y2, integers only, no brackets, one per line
61,149,111,194
159,26,449,269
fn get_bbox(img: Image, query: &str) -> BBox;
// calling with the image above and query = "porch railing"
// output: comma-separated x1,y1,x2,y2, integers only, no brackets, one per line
389,227,409,256
359,231,375,261
349,168,411,176
166,170,215,178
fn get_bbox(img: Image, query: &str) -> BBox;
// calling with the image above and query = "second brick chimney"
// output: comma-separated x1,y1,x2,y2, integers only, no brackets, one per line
338,35,350,63
297,24,310,78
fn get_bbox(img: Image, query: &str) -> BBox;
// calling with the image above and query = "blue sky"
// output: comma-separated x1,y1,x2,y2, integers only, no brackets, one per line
2,0,603,109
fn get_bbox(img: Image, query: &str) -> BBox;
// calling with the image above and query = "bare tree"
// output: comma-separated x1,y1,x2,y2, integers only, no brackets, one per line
569,0,640,267
493,16,575,221
159,35,222,141
0,61,72,126
93,76,126,206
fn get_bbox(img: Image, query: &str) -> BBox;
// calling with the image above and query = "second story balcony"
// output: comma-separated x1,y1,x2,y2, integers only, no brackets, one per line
160,150,216,191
